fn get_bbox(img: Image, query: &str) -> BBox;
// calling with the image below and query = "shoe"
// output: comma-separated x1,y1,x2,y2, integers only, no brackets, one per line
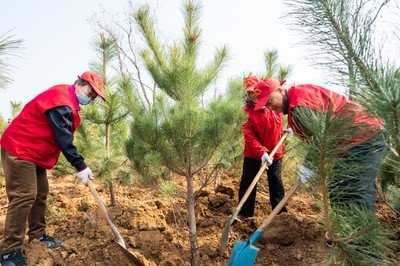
233,214,250,225
271,204,288,215
235,215,257,229
278,207,288,214
38,234,63,249
325,231,334,248
0,249,29,266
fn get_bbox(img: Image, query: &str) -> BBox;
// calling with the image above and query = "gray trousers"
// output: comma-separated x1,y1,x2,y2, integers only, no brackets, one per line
328,132,386,210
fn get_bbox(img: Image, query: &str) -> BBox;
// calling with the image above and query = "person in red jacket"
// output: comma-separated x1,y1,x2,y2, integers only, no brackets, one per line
0,71,105,266
238,76,287,221
260,82,385,211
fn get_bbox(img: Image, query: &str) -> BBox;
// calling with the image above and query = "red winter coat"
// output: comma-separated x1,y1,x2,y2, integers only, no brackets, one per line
243,105,284,160
287,84,383,146
0,85,81,169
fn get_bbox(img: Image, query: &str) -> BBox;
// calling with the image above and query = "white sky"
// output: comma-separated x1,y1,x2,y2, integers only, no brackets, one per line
1,0,398,118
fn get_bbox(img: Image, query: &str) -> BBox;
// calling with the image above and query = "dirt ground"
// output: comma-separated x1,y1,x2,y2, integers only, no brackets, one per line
0,171,399,266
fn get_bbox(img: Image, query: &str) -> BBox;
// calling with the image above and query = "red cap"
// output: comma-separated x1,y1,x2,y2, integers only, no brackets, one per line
253,78,281,110
243,75,260,92
78,71,105,100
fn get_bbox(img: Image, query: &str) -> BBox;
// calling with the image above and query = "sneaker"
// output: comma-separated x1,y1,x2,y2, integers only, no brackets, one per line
235,215,252,223
0,249,29,266
325,231,334,248
270,205,288,215
232,215,247,225
278,207,288,214
38,234,63,249
234,215,257,229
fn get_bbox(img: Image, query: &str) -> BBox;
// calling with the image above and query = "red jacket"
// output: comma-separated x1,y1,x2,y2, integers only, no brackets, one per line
0,85,81,169
243,105,284,160
287,84,383,146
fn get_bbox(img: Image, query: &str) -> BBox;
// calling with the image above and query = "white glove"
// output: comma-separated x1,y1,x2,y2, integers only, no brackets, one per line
76,167,94,184
297,164,314,183
261,152,273,166
283,128,293,135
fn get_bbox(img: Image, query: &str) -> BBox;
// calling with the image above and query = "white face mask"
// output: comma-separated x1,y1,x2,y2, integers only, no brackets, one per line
76,85,93,105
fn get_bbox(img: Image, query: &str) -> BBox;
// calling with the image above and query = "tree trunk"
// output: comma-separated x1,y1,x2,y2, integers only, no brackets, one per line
319,158,332,235
105,123,111,158
108,181,116,206
105,123,114,206
185,175,199,266
322,182,331,232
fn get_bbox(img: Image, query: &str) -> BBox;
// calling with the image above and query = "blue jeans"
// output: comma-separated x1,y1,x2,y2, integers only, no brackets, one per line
328,132,386,211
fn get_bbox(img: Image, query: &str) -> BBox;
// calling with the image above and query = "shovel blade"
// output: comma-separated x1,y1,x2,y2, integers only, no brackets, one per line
228,240,259,266
115,241,146,266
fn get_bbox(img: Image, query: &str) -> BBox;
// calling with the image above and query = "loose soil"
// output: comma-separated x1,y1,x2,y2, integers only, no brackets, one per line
0,171,398,265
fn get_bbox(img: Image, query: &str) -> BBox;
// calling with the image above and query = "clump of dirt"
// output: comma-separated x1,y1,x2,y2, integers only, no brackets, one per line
0,172,398,265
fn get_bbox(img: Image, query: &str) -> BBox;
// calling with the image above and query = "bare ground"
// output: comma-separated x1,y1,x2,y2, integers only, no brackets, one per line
0,171,398,266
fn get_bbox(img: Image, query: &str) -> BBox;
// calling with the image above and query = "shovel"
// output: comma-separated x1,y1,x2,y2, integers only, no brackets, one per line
227,181,301,266
87,180,145,265
219,132,289,255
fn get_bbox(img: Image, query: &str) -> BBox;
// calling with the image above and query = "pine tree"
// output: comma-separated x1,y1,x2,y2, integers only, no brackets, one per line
285,0,397,264
284,0,399,158
0,33,23,89
95,10,169,185
0,32,22,174
263,49,292,81
284,0,400,200
0,115,5,134
9,100,22,118
294,106,393,265
129,1,241,264
0,32,22,138
0,114,4,176
84,33,129,206
114,74,165,185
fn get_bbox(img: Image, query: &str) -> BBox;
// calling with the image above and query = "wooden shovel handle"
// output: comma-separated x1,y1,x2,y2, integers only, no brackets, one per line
259,181,300,231
87,180,126,248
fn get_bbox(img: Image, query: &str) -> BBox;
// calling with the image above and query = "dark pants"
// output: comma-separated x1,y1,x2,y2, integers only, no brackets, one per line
328,132,386,211
0,149,48,253
238,157,285,218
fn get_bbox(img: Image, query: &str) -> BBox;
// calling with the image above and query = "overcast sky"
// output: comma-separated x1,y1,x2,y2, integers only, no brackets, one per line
1,0,398,118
